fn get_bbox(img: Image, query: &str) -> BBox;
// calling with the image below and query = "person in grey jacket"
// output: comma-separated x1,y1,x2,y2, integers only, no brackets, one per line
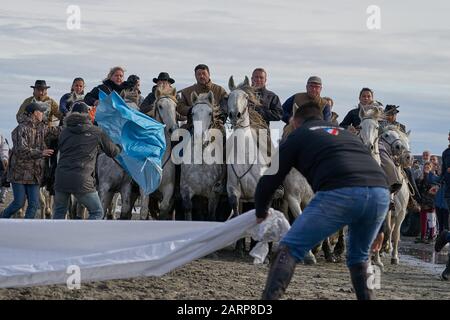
53,102,122,219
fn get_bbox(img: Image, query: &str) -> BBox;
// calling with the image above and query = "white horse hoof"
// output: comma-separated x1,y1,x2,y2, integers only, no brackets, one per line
373,262,384,272
303,251,317,265
391,257,399,265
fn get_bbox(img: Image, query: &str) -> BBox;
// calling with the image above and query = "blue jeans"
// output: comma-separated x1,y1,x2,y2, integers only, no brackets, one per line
281,187,389,267
53,191,104,220
0,183,40,219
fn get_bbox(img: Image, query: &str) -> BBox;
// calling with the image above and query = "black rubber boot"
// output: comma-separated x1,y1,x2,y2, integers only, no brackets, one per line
442,255,450,281
261,245,297,300
435,230,449,252
349,262,375,300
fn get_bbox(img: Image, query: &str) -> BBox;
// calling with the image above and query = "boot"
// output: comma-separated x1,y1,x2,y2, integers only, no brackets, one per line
349,262,375,300
261,245,297,300
442,256,450,281
435,230,449,252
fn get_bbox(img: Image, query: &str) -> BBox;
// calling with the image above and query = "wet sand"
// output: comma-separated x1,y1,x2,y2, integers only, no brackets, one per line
0,191,449,300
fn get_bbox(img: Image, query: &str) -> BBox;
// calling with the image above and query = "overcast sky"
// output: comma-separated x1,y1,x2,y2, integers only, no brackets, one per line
1,0,449,154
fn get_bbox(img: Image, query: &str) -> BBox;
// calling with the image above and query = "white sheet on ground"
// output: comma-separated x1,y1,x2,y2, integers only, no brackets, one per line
0,209,289,288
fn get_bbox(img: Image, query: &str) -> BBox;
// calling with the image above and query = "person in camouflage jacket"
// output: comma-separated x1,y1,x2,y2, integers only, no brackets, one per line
1,102,60,219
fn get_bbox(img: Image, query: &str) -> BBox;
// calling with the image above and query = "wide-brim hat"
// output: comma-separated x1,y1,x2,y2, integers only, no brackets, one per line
153,72,175,84
384,104,399,114
31,80,50,89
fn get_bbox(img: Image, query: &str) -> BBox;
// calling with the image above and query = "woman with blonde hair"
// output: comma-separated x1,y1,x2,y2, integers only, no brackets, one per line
84,66,125,107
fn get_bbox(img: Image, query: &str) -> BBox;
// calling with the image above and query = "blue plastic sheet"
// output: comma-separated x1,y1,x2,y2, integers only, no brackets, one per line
95,90,166,195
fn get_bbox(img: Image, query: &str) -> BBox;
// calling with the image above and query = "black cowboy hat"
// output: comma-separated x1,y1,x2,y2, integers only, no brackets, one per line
384,105,399,115
153,72,175,84
30,80,50,89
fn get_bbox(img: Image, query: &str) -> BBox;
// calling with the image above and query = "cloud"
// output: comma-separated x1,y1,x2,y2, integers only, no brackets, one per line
0,0,449,155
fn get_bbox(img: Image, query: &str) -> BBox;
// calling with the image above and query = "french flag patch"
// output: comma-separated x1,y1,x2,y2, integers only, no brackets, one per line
324,127,340,136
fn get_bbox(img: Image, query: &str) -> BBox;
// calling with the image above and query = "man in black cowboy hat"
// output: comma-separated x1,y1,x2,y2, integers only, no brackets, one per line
379,104,406,133
139,72,176,114
16,80,61,124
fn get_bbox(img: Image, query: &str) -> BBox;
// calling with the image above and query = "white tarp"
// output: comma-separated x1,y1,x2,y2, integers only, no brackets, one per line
0,210,289,288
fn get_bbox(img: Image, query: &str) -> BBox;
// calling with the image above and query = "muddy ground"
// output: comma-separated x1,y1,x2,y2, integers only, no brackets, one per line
0,190,449,300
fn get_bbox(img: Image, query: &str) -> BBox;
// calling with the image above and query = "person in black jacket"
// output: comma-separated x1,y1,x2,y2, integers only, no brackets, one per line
84,66,125,107
435,131,450,280
255,102,389,300
52,102,122,219
340,88,383,132
250,68,282,126
140,72,175,114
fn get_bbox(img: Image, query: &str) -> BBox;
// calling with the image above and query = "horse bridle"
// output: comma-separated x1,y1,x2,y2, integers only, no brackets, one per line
228,99,250,129
153,95,177,169
154,96,176,124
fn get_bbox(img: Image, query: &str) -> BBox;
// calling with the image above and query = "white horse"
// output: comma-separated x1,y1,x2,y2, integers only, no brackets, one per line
358,105,383,165
280,103,314,219
380,126,412,265
226,76,272,253
140,87,178,220
179,91,224,221
374,126,412,266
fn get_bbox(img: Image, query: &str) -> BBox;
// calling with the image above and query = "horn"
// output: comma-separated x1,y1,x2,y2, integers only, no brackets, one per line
228,76,236,91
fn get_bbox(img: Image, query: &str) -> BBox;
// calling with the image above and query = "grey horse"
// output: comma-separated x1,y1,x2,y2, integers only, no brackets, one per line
180,91,225,221
97,153,140,219
139,87,178,220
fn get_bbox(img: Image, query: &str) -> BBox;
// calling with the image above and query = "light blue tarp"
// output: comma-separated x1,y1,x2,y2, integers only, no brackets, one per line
95,90,166,195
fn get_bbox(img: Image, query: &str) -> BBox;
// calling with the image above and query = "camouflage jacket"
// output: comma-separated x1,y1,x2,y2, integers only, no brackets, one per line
8,116,60,185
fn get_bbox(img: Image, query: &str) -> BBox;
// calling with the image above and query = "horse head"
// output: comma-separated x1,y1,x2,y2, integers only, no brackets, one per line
191,91,215,145
154,87,178,135
359,105,383,159
380,125,410,158
227,75,252,128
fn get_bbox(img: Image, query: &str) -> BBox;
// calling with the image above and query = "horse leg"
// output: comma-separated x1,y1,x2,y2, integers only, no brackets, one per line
322,238,336,263
372,249,384,272
333,228,346,260
207,193,219,222
286,194,302,219
39,188,46,219
391,208,407,265
159,183,175,220
100,191,114,220
139,188,150,220
119,185,133,220
382,211,392,254
181,187,193,221
228,193,244,256
45,194,53,219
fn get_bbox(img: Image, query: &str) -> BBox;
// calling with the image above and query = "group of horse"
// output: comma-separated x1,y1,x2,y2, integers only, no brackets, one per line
17,76,413,268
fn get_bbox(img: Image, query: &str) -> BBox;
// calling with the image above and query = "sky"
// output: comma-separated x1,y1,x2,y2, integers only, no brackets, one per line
0,0,449,155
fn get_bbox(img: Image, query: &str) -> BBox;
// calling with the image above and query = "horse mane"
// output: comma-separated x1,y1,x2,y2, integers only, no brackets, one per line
234,82,268,131
360,105,384,121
